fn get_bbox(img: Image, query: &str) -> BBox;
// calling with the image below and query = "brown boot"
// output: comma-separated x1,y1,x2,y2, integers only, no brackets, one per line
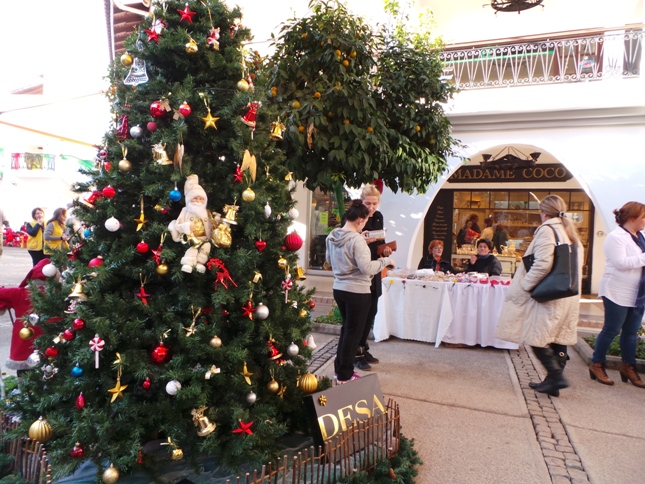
619,362,645,388
589,362,614,386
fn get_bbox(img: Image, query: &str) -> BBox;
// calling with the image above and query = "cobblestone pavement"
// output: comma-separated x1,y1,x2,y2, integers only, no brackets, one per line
307,336,338,374
510,346,591,484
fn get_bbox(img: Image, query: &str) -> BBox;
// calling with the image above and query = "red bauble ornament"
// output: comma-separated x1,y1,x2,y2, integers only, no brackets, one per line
102,185,116,198
63,329,76,341
254,240,267,252
70,443,84,458
147,121,158,132
284,231,303,251
150,100,169,118
45,347,59,358
178,101,192,117
88,256,103,268
76,393,85,411
104,161,112,172
151,342,171,364
309,300,316,309
136,241,149,254
72,318,86,330
142,377,152,390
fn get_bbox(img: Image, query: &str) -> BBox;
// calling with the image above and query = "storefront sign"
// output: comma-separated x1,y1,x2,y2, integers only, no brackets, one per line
448,163,573,183
303,374,386,449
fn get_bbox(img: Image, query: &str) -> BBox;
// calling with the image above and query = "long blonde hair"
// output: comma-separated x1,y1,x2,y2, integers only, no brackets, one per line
539,195,579,244
360,184,380,200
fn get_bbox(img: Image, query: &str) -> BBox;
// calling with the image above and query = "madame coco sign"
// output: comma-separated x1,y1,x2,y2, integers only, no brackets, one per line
303,374,386,448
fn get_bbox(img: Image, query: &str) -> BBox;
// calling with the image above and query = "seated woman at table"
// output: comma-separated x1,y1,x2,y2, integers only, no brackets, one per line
417,240,456,273
464,238,502,275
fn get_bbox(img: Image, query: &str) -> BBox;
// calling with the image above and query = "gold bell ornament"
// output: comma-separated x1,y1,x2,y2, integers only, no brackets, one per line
295,265,307,281
269,118,286,141
192,406,217,436
277,257,288,270
68,280,88,301
185,36,198,53
152,142,172,165
161,437,184,461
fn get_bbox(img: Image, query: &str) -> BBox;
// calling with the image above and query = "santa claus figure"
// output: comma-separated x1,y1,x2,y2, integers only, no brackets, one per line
168,174,213,273
1,258,50,372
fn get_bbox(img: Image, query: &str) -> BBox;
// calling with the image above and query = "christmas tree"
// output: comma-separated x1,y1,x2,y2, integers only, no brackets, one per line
7,1,318,480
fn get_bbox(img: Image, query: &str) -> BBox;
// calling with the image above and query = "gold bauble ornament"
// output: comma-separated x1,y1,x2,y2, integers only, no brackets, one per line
209,336,222,348
298,373,318,394
155,263,169,275
237,79,249,92
171,448,184,461
267,379,280,394
120,53,133,66
277,257,288,269
242,187,256,202
28,417,53,443
102,464,120,484
299,309,308,318
118,159,132,172
19,326,35,340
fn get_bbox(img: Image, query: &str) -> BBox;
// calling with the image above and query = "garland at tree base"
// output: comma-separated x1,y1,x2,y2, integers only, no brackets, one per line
337,436,422,484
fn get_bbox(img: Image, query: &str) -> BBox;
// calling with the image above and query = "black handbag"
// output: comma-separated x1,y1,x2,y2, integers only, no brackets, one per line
521,224,579,303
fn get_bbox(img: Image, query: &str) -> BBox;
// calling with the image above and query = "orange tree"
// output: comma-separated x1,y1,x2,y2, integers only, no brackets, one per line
265,0,459,210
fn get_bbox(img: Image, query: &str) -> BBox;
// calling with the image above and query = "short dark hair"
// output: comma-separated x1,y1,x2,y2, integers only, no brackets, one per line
476,238,493,250
344,199,369,222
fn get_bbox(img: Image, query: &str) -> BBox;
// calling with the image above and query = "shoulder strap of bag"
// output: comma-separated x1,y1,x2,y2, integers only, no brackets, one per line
544,224,561,245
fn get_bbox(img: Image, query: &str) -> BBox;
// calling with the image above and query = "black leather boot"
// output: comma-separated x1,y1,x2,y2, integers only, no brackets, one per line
530,346,569,397
529,347,568,395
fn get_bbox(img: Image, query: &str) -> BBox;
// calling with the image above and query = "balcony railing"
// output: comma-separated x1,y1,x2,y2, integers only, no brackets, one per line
440,28,643,90
10,153,56,171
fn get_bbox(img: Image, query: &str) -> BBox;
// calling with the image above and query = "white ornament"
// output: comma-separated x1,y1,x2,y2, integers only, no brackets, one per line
287,342,299,357
264,202,272,218
130,125,143,138
306,334,317,349
246,391,257,404
255,302,269,320
104,216,120,232
26,351,42,368
28,313,40,325
42,263,58,278
166,380,182,395
288,207,299,219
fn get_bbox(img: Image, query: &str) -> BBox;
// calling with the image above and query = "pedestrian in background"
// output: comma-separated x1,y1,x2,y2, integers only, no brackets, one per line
355,184,393,371
26,207,46,265
589,201,645,388
43,207,69,255
495,195,583,397
0,207,9,257
326,200,395,384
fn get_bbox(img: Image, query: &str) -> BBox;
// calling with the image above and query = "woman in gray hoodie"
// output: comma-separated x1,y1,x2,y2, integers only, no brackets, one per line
326,200,395,384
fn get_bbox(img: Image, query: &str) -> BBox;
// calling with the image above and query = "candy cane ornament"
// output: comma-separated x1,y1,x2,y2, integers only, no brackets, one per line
281,274,293,304
89,334,105,368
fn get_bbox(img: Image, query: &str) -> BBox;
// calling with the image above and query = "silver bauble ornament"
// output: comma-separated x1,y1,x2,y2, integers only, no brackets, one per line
246,391,257,404
166,380,181,395
28,313,40,325
264,202,272,218
130,125,143,138
105,217,120,232
288,207,299,219
27,351,42,368
255,303,269,320
287,342,299,357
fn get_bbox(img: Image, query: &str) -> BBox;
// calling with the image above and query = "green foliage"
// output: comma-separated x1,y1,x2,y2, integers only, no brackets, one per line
0,376,17,394
314,303,342,325
337,435,421,483
265,0,460,195
584,327,645,359
9,1,316,479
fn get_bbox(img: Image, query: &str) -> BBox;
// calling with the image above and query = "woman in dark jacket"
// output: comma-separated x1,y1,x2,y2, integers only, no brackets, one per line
464,238,502,275
418,240,455,273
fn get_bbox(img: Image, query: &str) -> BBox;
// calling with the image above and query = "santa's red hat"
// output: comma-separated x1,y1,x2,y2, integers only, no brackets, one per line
19,258,51,287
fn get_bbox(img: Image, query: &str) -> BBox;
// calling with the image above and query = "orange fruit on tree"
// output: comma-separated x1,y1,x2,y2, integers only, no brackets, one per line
350,51,357,58
415,125,421,132
314,92,321,99
343,119,350,125
327,111,334,118
298,125,305,133
292,100,301,109
335,49,341,57
342,59,349,67
367,126,373,133
302,33,308,39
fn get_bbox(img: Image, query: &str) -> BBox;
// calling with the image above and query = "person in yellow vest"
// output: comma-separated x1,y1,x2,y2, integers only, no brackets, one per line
43,207,69,255
26,207,46,265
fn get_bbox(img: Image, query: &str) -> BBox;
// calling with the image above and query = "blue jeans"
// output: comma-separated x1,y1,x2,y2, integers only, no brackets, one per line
592,296,644,365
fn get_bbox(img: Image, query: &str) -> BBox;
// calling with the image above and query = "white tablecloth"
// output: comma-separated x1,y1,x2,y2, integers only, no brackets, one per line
373,277,518,350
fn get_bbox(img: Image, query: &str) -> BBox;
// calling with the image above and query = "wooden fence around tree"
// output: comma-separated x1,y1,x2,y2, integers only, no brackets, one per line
1,399,400,484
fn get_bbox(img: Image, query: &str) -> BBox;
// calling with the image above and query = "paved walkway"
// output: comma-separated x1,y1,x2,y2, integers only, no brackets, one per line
3,248,645,483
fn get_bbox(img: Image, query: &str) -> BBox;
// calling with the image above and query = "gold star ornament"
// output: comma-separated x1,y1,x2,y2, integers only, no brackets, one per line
318,395,327,406
240,362,253,385
201,107,219,130
108,378,128,403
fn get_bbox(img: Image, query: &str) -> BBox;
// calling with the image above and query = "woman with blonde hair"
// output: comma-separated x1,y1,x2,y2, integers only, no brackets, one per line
589,201,645,388
43,207,69,255
495,195,583,396
26,207,46,265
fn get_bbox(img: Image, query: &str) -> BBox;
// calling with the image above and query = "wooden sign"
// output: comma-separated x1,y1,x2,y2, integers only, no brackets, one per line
303,374,386,449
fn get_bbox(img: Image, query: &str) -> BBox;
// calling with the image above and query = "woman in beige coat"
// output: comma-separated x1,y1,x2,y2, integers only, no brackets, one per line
495,195,584,397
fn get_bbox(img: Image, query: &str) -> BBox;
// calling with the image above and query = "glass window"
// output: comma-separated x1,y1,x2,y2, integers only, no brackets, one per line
471,191,490,209
491,191,509,209
308,188,349,270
